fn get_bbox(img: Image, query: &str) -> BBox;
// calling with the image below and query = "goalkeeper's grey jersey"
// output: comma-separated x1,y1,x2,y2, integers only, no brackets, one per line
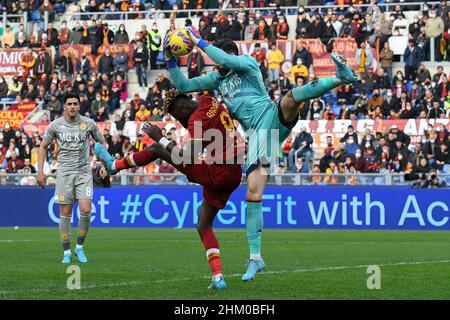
43,115,104,176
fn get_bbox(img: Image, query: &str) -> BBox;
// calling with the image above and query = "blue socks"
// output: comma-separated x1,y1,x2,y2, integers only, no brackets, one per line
246,201,263,260
292,77,341,104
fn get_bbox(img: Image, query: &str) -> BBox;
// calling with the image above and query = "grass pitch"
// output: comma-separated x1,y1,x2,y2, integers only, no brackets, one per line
1,227,450,299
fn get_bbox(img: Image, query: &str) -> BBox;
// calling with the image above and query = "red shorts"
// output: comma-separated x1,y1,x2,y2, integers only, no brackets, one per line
184,163,242,210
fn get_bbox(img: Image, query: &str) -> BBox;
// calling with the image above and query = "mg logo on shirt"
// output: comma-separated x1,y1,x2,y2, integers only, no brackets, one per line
58,132,85,142
221,73,242,99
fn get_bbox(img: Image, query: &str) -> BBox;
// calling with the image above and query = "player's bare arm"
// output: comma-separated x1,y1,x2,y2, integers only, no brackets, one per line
142,122,200,169
37,139,51,188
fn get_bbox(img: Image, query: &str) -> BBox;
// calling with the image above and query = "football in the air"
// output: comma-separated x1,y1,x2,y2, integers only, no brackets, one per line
167,28,194,56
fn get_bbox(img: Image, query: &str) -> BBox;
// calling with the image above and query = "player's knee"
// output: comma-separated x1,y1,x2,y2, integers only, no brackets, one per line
59,205,73,216
78,204,92,216
246,187,263,202
196,222,210,234
80,211,91,217
281,90,299,108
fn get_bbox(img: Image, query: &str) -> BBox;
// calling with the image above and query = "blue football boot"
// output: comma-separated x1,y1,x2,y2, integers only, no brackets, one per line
74,247,88,263
242,259,266,281
331,52,358,84
208,276,227,290
94,142,118,175
61,253,72,264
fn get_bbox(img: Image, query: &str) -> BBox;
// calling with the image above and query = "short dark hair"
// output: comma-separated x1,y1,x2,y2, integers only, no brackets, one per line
214,38,239,55
161,88,192,115
63,93,80,104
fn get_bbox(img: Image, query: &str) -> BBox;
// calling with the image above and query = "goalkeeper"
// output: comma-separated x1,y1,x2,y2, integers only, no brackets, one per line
165,28,357,281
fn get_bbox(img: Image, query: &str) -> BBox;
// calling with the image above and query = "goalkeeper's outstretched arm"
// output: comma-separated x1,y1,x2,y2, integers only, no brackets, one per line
168,63,219,93
186,26,255,72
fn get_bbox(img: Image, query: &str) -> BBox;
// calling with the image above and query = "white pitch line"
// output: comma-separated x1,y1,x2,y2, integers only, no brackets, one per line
1,259,450,296
2,238,450,246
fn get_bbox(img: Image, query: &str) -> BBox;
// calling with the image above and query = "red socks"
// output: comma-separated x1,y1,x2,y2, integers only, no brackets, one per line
114,148,157,170
200,228,223,277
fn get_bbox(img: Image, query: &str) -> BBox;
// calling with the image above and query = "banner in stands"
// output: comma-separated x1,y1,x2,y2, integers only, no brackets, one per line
294,119,450,156
0,110,31,128
7,101,36,111
0,47,54,76
180,38,377,78
59,45,135,71
1,186,449,230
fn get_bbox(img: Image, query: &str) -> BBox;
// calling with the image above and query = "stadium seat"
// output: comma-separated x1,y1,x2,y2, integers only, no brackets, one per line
31,10,41,21
53,4,66,14
406,81,413,92
332,105,341,115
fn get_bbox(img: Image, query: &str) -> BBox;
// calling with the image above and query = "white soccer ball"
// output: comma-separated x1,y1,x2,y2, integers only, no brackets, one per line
14,226,19,230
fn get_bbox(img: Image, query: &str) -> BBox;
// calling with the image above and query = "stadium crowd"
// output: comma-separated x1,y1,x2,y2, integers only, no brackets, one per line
1,1,450,185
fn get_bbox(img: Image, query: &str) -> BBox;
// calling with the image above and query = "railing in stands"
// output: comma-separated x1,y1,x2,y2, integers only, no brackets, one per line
54,2,440,21
18,101,45,125
1,173,449,187
0,101,18,111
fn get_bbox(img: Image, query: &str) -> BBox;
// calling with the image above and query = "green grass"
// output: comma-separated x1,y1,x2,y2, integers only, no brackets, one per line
1,227,450,299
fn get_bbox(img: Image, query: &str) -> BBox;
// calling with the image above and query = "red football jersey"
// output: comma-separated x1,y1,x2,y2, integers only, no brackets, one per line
187,95,244,164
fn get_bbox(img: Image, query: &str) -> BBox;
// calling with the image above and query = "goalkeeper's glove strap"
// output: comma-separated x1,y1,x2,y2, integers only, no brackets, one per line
197,39,209,50
166,56,178,69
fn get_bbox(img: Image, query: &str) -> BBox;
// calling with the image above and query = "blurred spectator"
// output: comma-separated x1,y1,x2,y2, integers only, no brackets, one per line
58,51,74,80
288,127,313,169
98,47,114,76
254,19,271,41
76,53,91,81
277,73,291,96
47,95,62,120
58,21,71,46
115,24,130,44
133,40,149,88
148,22,162,70
251,43,268,80
392,13,409,37
426,9,445,61
0,76,8,98
404,40,422,81
114,46,130,74
291,58,308,85
1,25,15,48
292,42,312,69
275,15,289,40
268,42,284,82
187,47,205,79
355,41,374,78
380,42,394,81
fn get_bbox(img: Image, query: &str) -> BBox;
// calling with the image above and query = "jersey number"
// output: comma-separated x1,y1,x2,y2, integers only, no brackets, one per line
219,111,235,137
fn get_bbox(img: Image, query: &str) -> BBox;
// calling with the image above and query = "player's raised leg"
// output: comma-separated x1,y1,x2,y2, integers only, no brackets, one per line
94,142,158,175
280,53,357,124
59,204,72,264
197,202,227,290
242,166,267,281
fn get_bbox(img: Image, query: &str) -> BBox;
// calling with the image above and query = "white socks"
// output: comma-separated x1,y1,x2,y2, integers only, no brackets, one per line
250,253,262,261
212,273,223,282
64,249,71,256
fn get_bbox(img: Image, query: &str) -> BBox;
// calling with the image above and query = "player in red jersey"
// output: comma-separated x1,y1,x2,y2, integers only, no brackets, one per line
94,89,244,290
